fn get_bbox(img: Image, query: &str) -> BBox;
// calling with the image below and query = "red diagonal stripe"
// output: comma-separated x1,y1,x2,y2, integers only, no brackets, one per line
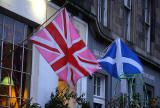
77,56,98,65
70,68,75,86
31,40,60,53
69,40,86,54
63,9,67,39
68,56,90,76
46,22,68,54
51,56,67,71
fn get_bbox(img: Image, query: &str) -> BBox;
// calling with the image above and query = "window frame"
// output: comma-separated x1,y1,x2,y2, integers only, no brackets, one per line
0,14,32,107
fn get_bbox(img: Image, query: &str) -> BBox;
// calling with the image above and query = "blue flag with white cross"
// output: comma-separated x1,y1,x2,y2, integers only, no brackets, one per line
98,38,143,79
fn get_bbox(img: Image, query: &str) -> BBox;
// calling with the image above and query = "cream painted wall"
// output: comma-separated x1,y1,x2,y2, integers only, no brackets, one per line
0,0,46,24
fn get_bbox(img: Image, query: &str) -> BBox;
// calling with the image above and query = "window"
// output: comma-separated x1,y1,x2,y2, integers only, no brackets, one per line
94,103,102,108
143,83,154,106
145,0,151,25
124,0,131,41
145,26,151,53
93,74,106,108
93,74,105,97
145,0,151,52
124,9,131,41
127,78,135,95
97,0,108,27
94,76,101,96
0,14,32,107
124,0,131,9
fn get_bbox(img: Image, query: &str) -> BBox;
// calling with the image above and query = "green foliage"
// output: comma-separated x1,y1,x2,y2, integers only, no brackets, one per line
45,88,91,108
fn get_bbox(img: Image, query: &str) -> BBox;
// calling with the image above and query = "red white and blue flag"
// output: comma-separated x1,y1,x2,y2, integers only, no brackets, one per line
30,8,100,87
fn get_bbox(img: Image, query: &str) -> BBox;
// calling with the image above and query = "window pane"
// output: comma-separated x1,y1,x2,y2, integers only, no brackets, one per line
13,46,23,71
23,48,32,73
21,73,30,99
0,40,2,65
97,78,100,96
24,26,32,49
4,16,14,43
24,40,32,49
0,14,3,40
14,21,25,45
0,68,12,96
2,42,13,68
0,96,9,108
10,97,19,108
12,71,21,98
94,77,97,95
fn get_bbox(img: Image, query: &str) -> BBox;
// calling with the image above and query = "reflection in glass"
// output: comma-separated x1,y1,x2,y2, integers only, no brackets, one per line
24,40,32,49
0,14,3,40
0,68,12,96
0,14,32,107
13,46,23,71
21,73,30,99
2,42,13,68
4,16,14,43
14,21,24,45
0,96,9,108
23,49,32,73
12,71,21,98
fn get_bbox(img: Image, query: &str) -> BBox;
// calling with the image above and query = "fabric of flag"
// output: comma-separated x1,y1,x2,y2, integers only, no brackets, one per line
30,8,100,87
98,38,143,79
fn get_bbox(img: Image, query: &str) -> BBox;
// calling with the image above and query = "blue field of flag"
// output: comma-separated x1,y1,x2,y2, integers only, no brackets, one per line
98,38,143,79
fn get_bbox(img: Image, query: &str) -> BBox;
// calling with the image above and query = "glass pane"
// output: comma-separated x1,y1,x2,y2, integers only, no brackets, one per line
24,26,32,49
97,78,101,96
21,73,30,99
4,16,14,43
24,40,32,49
94,77,96,95
13,46,23,71
0,14,3,40
21,98,30,108
0,68,12,96
0,40,2,66
23,49,32,73
14,21,25,45
0,96,9,108
10,97,19,108
2,42,13,68
12,71,21,98
97,87,100,96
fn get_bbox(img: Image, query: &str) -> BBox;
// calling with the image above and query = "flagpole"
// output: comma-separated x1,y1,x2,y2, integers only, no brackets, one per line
2,1,68,62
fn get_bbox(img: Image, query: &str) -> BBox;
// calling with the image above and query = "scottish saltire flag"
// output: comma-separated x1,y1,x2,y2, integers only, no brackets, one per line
98,38,143,79
30,8,100,87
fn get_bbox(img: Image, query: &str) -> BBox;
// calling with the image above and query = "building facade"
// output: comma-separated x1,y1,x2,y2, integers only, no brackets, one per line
51,0,160,107
0,0,160,108
0,0,90,108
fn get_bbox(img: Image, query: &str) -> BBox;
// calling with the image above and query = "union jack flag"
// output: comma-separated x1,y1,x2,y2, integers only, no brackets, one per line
30,8,100,87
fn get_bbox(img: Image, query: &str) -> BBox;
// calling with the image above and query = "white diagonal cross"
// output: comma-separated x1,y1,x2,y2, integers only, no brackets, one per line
98,39,143,77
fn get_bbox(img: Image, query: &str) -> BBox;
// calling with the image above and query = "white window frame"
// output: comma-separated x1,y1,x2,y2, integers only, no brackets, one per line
124,0,131,10
93,74,105,98
93,73,106,108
